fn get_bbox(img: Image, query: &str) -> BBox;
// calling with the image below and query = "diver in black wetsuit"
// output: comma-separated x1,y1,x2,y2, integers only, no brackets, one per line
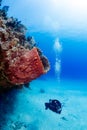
45,99,62,114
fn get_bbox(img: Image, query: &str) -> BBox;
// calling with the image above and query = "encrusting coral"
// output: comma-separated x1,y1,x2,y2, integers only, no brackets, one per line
0,1,50,90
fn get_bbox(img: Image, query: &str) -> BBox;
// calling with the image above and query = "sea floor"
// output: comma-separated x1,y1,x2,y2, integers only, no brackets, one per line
0,78,87,130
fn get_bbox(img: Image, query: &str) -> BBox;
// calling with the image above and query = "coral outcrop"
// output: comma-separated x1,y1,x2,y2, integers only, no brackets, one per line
0,2,50,90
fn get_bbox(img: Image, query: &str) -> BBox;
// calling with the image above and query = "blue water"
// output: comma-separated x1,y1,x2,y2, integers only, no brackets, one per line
0,79,87,130
0,0,87,130
30,32,87,81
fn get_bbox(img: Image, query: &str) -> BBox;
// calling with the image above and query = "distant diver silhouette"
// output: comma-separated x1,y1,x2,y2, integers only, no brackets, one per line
45,99,62,114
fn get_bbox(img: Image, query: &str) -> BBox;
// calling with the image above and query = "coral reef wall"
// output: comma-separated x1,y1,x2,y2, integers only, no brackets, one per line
0,2,50,90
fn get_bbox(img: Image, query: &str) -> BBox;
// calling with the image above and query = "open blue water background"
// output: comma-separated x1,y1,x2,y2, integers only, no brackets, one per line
30,31,87,81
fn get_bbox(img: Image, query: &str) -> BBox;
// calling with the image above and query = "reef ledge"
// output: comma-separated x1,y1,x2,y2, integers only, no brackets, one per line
0,2,50,90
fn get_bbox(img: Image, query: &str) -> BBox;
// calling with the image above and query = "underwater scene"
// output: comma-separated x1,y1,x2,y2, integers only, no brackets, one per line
0,0,87,130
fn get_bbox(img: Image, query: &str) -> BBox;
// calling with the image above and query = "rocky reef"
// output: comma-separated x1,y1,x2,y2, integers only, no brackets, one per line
0,1,50,90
